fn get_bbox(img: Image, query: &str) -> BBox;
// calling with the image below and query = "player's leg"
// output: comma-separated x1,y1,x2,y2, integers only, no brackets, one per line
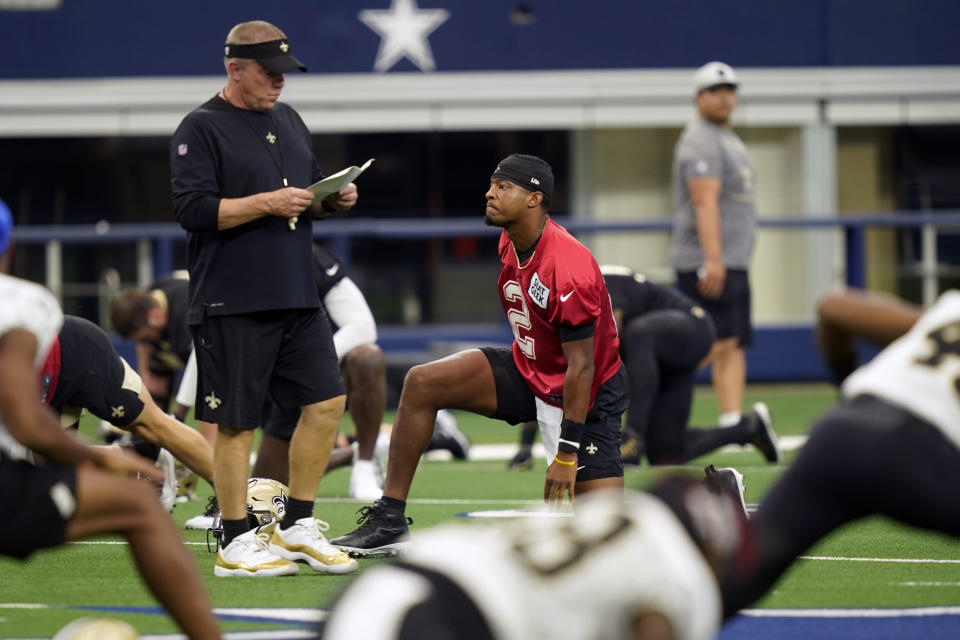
252,433,291,485
331,348,501,556
66,465,220,640
341,343,387,499
619,314,661,461
383,349,498,501
507,421,538,470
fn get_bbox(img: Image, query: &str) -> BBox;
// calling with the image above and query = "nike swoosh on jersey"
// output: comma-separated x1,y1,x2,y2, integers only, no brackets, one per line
326,264,340,276
560,290,574,302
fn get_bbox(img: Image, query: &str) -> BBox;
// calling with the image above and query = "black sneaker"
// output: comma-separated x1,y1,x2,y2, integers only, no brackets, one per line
745,402,779,463
704,464,748,519
507,447,533,470
186,495,219,531
330,500,413,557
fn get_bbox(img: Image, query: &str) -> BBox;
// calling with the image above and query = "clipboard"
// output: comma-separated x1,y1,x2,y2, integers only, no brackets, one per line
289,158,374,230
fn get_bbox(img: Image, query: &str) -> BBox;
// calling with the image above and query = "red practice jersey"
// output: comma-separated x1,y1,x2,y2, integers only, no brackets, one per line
497,218,621,407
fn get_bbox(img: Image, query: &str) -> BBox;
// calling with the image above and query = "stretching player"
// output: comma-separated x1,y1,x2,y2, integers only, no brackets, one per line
720,290,960,616
0,273,221,640
332,154,627,557
508,266,778,468
42,315,215,509
323,478,742,640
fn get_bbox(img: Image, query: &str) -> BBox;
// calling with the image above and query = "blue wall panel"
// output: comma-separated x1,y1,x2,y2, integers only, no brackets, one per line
1,1,958,79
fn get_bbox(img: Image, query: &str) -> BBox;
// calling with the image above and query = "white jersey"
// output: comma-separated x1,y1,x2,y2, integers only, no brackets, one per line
843,289,960,451
325,490,721,640
0,274,63,459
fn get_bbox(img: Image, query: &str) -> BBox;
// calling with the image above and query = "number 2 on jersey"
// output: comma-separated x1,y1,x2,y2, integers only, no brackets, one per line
503,279,536,359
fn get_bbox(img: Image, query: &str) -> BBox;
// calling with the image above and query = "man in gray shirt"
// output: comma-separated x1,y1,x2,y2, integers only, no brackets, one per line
671,61,757,429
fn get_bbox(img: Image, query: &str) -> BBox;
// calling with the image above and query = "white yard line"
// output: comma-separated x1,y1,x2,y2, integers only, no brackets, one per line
742,606,960,617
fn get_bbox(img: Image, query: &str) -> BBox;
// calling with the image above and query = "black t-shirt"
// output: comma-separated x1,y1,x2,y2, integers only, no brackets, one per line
170,96,325,324
603,273,697,323
147,275,191,372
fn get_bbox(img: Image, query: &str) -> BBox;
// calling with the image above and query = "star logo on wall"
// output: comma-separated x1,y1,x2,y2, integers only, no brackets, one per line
359,0,450,72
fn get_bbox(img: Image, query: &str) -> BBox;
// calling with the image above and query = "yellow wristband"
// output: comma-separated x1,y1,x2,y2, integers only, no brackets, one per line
553,456,577,467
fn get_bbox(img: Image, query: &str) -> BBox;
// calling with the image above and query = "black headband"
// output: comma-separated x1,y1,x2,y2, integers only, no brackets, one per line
490,154,554,202
224,39,306,73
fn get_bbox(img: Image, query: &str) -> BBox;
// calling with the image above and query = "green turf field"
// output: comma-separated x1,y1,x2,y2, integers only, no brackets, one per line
2,383,959,638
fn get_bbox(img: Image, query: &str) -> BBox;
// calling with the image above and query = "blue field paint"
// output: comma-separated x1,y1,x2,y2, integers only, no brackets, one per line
722,612,960,640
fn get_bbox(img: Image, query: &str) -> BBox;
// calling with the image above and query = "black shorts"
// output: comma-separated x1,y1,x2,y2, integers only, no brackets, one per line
0,458,77,559
676,269,752,347
50,316,145,427
481,347,626,482
191,308,345,429
321,563,494,640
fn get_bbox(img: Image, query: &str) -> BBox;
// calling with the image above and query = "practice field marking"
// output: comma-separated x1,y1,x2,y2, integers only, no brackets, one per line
895,582,960,587
799,555,960,564
741,606,960,617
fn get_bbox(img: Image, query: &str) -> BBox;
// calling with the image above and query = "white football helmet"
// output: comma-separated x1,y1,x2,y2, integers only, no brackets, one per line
246,477,289,533
53,617,139,640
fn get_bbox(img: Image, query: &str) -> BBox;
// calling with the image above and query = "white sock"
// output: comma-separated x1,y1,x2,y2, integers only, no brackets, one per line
718,411,742,428
352,459,376,477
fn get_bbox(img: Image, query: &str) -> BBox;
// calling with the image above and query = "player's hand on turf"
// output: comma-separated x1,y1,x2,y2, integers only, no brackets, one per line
697,257,726,299
324,183,358,211
91,446,163,482
268,187,315,217
544,456,577,506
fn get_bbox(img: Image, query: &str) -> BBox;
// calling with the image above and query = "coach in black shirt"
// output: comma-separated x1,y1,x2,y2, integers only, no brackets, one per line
170,19,358,577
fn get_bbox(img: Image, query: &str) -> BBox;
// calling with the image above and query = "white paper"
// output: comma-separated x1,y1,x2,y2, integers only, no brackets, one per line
308,158,375,203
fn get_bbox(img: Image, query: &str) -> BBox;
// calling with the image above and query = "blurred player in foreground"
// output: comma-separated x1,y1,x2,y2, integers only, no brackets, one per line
332,154,627,557
0,273,220,640
322,478,741,640
720,290,960,616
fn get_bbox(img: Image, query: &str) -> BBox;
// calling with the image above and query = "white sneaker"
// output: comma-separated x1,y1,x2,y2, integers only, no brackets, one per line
350,459,383,501
215,528,299,577
270,517,359,574
155,448,177,513
185,495,219,530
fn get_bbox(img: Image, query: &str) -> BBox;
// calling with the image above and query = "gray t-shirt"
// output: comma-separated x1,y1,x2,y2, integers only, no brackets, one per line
670,117,756,270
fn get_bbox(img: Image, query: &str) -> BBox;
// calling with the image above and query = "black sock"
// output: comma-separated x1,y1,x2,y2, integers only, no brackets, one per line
380,496,406,513
519,423,537,447
221,518,251,547
280,497,313,529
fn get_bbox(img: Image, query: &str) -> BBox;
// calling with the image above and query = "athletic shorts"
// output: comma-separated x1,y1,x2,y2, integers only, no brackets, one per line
50,316,145,428
676,269,752,347
321,563,495,640
191,308,345,429
0,458,77,559
481,347,626,481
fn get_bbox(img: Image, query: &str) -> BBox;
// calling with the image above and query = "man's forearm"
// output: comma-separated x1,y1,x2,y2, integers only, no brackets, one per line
217,194,271,230
694,202,724,261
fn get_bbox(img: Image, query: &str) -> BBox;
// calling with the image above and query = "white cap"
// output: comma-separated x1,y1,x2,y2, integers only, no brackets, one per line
694,61,738,93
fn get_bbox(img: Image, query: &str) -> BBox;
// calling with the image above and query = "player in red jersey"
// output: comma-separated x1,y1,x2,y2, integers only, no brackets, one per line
331,154,628,557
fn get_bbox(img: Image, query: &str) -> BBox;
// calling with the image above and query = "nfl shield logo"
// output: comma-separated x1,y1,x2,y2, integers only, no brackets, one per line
178,143,188,156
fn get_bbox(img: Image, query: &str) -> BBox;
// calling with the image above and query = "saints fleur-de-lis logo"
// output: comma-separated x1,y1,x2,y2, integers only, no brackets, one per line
585,442,598,455
205,392,222,410
280,42,289,53
111,405,125,418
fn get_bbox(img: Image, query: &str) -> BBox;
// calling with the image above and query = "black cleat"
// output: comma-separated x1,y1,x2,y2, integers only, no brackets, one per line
745,402,779,463
330,500,413,557
704,464,748,519
507,447,533,470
